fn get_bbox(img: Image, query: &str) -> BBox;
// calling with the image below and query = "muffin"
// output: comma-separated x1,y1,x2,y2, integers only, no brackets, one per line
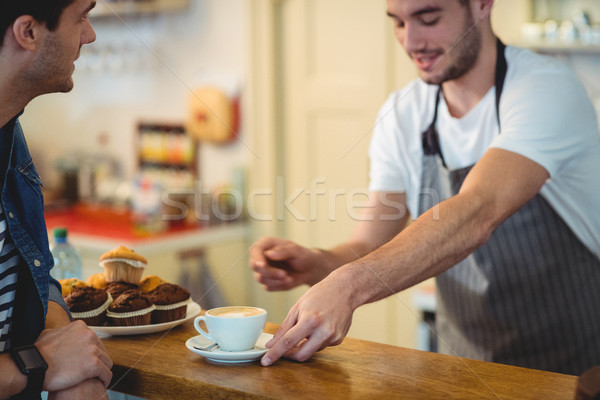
87,272,108,290
139,275,167,293
65,286,112,326
58,278,87,297
106,289,155,326
148,283,191,323
100,246,147,284
106,281,139,299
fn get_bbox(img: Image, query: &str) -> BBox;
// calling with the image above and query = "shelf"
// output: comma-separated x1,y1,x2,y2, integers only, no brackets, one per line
514,40,600,54
45,203,251,255
93,0,189,17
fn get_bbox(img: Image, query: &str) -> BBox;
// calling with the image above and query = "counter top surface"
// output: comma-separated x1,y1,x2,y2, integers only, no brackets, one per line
102,318,577,399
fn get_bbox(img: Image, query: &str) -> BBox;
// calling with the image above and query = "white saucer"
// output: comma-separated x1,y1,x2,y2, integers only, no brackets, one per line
185,332,273,364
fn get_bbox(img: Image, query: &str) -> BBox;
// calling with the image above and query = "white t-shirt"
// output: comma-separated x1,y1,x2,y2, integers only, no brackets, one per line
368,45,600,259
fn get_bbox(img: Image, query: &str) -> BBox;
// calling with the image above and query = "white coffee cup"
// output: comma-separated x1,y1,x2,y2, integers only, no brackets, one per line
194,306,267,352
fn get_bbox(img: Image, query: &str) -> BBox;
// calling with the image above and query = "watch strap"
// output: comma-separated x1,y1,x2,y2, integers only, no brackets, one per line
10,345,47,396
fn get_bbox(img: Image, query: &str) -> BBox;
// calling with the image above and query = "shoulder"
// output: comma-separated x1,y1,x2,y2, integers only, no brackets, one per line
504,46,589,99
492,46,599,177
501,45,596,128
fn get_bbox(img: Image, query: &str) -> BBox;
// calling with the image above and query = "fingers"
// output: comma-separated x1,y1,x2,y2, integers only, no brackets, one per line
96,363,113,388
249,237,284,265
250,237,297,268
79,345,113,387
261,308,331,366
37,321,114,391
253,267,294,291
261,309,301,366
250,237,299,291
48,378,108,400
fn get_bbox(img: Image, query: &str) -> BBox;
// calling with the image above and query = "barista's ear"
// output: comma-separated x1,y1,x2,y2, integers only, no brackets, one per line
11,15,42,51
472,0,493,19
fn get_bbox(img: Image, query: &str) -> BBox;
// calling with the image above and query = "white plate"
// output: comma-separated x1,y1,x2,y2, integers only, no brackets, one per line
185,332,273,364
91,301,201,337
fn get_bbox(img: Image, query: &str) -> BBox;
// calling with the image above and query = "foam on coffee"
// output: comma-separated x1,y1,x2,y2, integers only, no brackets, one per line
208,306,264,318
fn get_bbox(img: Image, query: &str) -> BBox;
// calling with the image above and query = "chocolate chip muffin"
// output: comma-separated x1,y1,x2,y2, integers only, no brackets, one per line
148,283,191,323
65,286,112,326
106,289,155,326
106,281,139,299
100,245,147,284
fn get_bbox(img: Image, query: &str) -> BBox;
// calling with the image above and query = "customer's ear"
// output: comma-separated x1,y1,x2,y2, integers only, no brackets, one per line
11,15,41,51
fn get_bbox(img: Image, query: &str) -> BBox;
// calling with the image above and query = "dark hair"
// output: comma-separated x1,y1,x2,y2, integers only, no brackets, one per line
0,0,75,45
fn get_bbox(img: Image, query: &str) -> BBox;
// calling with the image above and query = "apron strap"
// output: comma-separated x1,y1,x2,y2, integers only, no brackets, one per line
421,38,508,166
422,89,444,160
494,38,508,127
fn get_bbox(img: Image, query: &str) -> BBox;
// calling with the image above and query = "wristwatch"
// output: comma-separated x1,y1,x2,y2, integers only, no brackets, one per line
10,345,48,396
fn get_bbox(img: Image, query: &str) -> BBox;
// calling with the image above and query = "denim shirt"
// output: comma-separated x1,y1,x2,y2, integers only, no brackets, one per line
1,114,68,349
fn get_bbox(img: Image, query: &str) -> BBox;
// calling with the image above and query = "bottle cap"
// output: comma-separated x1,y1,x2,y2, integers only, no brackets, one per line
53,227,68,238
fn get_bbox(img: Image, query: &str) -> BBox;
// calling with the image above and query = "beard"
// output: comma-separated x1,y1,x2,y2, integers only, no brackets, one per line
421,10,482,85
27,32,76,95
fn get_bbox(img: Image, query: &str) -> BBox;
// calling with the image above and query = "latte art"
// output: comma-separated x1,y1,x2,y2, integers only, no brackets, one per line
208,306,265,318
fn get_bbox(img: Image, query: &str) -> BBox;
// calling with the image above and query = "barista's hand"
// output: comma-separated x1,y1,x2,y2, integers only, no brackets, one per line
260,268,356,366
250,237,328,290
36,320,113,392
48,379,109,400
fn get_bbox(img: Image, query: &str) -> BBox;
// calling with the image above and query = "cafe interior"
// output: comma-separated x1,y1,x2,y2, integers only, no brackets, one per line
21,0,600,398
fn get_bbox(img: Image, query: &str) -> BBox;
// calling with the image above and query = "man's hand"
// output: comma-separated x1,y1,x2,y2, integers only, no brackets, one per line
250,237,329,290
48,378,108,400
260,268,356,366
36,320,113,392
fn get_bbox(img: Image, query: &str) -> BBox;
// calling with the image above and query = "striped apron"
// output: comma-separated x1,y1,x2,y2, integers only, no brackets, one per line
417,39,600,375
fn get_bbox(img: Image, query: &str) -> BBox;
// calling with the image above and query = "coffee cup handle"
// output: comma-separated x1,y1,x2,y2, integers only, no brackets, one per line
194,316,217,342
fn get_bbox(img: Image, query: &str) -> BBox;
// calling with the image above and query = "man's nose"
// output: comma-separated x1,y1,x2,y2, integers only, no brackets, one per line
399,23,424,54
82,19,96,45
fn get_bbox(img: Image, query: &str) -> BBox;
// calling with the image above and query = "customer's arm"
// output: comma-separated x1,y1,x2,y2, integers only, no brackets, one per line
0,354,28,399
0,303,113,398
45,301,71,329
0,292,77,398
45,302,111,397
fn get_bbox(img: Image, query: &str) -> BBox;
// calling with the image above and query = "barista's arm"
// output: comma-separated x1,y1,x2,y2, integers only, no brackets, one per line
261,148,550,365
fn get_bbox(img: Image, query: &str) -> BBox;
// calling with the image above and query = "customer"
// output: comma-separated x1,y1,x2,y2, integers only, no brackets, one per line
251,0,600,375
0,1,113,399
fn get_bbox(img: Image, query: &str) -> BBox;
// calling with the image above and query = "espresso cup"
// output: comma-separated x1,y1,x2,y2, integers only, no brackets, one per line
194,306,267,352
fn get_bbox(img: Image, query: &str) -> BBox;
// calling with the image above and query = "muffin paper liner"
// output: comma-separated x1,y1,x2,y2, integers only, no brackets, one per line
151,300,190,323
107,304,156,319
99,258,147,268
153,299,191,311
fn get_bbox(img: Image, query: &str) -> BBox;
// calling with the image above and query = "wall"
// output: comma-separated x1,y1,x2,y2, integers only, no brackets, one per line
20,0,251,192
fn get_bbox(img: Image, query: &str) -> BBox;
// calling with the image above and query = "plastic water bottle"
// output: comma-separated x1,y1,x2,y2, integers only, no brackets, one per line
50,227,82,279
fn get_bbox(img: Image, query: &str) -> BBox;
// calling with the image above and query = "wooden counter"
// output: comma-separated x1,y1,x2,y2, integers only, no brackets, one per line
102,319,577,399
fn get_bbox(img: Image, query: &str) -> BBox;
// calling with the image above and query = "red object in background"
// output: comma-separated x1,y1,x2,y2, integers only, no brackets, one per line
45,203,197,243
